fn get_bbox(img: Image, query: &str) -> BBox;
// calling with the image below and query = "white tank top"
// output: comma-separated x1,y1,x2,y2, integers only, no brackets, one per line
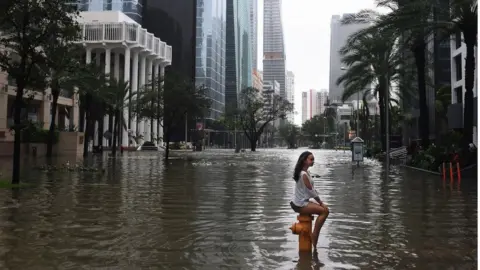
291,170,318,207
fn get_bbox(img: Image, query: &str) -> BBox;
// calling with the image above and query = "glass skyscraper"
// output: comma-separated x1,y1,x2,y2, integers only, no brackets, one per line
195,0,227,120
225,0,253,109
75,0,143,23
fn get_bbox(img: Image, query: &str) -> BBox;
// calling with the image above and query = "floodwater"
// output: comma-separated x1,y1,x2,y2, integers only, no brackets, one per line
0,149,476,269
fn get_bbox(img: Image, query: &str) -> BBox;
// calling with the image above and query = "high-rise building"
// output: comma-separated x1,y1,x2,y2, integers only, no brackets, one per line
301,89,325,124
263,0,286,99
142,0,197,81
250,0,258,71
225,0,253,109
316,90,328,116
285,71,295,123
329,14,370,103
301,92,308,124
75,0,143,23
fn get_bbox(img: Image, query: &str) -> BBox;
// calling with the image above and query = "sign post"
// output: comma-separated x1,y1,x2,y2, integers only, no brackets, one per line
351,137,364,167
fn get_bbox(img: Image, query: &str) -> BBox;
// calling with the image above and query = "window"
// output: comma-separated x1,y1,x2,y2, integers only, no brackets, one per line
455,86,463,103
454,54,462,81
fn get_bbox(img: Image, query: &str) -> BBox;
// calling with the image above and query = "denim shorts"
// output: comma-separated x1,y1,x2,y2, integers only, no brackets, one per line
290,201,303,213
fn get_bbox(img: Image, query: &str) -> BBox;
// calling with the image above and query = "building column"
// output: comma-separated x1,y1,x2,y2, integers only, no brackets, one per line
152,62,159,144
145,58,153,141
72,93,79,129
158,63,166,141
130,50,139,146
40,91,51,130
122,48,131,146
138,54,146,144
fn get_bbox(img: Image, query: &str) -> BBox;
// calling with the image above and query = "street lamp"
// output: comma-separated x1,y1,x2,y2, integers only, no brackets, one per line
340,67,360,136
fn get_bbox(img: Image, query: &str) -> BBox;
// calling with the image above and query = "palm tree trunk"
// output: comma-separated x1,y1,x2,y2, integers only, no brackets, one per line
150,116,154,142
108,113,113,147
112,110,119,156
11,85,26,184
378,91,386,151
83,94,92,157
97,114,104,151
413,38,430,149
463,31,476,146
164,129,170,160
47,88,59,157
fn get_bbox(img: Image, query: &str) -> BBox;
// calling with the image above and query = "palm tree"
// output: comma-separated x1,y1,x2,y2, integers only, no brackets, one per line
101,78,132,156
43,45,85,157
336,25,402,151
75,63,108,157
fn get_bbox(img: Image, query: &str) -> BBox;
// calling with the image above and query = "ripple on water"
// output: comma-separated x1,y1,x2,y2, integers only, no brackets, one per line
0,149,476,269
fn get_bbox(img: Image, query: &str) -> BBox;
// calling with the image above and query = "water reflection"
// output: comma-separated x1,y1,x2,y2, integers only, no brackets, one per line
0,149,476,269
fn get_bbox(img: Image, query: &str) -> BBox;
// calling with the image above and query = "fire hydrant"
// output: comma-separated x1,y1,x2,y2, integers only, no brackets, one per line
289,214,313,252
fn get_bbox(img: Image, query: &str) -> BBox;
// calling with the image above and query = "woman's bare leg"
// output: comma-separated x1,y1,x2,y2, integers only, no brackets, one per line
297,203,329,251
312,207,329,251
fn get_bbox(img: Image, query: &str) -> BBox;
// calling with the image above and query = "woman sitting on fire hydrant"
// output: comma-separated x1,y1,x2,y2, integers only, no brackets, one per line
290,151,329,253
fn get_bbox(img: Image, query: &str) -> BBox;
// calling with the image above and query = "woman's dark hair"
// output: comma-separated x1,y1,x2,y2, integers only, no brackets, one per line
293,151,312,182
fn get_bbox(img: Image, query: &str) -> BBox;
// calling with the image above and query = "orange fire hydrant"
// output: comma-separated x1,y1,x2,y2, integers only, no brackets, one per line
289,214,313,252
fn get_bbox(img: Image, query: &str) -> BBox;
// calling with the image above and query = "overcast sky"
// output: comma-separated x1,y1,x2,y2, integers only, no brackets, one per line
257,0,378,125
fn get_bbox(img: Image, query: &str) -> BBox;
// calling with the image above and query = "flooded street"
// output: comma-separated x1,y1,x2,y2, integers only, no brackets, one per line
0,149,476,269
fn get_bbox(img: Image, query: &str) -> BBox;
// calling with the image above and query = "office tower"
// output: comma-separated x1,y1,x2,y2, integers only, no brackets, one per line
301,92,308,124
285,71,295,123
250,0,258,70
225,0,253,109
263,0,286,98
329,14,370,103
195,0,227,120
75,0,143,23
316,90,328,115
142,0,197,82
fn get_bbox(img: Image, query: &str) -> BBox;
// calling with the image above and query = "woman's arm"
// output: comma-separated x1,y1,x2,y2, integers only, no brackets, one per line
302,174,323,205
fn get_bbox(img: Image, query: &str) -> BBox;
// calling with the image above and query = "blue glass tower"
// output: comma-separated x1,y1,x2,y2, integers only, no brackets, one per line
195,0,227,120
76,0,143,23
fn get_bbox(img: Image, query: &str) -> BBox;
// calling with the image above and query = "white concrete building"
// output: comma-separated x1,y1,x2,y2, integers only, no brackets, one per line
301,89,327,124
329,14,371,103
77,11,172,147
285,70,295,123
449,31,478,146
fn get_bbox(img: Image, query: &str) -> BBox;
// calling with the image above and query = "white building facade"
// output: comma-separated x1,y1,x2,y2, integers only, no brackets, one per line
329,14,371,103
78,11,172,147
285,71,295,123
449,31,478,146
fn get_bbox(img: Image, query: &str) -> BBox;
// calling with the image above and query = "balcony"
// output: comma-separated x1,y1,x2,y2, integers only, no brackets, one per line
77,22,172,64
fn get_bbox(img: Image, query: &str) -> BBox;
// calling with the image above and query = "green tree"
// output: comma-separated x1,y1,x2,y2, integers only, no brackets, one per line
302,115,328,148
278,122,300,149
0,0,80,184
236,87,293,151
135,77,163,143
102,78,132,156
75,63,108,157
161,73,210,160
336,24,403,151
43,44,84,157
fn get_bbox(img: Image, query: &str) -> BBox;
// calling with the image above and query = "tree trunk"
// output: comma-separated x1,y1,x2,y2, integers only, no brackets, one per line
97,114,104,150
82,97,91,158
47,89,59,157
150,116,154,142
11,86,25,184
249,134,257,151
112,110,119,156
378,91,386,151
108,113,113,147
463,33,476,146
164,131,170,160
413,39,429,149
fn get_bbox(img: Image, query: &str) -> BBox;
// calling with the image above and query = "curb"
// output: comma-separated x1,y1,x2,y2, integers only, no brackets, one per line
400,164,441,175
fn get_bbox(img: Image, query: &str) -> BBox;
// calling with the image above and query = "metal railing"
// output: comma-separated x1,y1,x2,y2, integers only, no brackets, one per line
79,22,172,62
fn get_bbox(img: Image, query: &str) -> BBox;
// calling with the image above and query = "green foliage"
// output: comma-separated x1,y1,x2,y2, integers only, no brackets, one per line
302,115,328,147
235,87,293,150
19,121,58,144
278,123,300,148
